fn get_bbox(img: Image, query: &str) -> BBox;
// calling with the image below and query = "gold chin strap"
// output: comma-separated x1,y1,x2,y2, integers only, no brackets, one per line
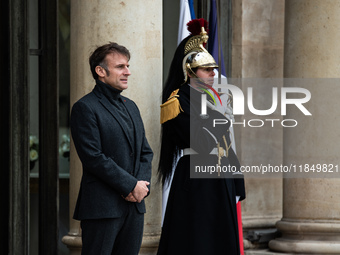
182,52,196,82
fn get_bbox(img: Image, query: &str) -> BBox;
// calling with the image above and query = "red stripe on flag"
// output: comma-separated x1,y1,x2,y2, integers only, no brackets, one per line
237,202,244,255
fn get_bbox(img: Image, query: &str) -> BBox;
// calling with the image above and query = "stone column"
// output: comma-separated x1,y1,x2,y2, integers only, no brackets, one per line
62,1,162,254
269,0,340,253
231,0,285,248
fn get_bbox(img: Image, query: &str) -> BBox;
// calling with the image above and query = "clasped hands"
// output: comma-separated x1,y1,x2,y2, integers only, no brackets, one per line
124,180,150,203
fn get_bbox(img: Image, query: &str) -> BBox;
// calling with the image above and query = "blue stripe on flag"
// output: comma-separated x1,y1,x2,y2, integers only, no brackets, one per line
188,0,196,19
208,0,226,76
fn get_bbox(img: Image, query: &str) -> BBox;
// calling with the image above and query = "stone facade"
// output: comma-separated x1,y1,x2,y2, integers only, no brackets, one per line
63,0,340,254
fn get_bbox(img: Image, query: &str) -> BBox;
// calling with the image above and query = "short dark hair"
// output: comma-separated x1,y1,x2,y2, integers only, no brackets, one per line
89,42,130,80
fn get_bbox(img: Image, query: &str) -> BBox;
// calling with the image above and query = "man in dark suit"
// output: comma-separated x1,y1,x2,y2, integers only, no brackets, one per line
70,42,153,255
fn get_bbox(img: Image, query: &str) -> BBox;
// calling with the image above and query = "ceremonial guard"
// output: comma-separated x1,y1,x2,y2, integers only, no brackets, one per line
157,19,245,255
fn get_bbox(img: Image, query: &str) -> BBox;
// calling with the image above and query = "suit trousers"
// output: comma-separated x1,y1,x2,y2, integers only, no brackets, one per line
80,203,144,255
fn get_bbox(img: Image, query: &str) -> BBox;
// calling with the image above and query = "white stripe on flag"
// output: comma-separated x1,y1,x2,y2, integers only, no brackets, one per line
177,0,191,45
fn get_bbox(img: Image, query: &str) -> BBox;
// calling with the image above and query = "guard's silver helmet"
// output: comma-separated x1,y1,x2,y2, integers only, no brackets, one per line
182,26,218,82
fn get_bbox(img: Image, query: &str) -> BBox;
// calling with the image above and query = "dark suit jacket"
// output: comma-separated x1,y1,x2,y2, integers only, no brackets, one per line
71,81,153,220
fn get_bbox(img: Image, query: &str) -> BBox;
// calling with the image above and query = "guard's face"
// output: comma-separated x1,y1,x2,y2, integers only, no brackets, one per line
195,67,215,86
96,53,131,91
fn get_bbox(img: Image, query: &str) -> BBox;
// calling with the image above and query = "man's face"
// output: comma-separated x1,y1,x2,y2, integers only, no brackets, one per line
196,67,215,85
97,53,131,91
190,67,215,89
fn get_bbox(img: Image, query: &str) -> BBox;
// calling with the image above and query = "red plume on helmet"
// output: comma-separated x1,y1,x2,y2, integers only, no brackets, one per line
187,18,209,36
187,18,209,47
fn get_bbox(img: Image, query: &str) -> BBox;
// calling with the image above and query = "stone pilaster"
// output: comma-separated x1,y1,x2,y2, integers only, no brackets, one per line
269,0,340,253
62,1,162,254
231,0,285,240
